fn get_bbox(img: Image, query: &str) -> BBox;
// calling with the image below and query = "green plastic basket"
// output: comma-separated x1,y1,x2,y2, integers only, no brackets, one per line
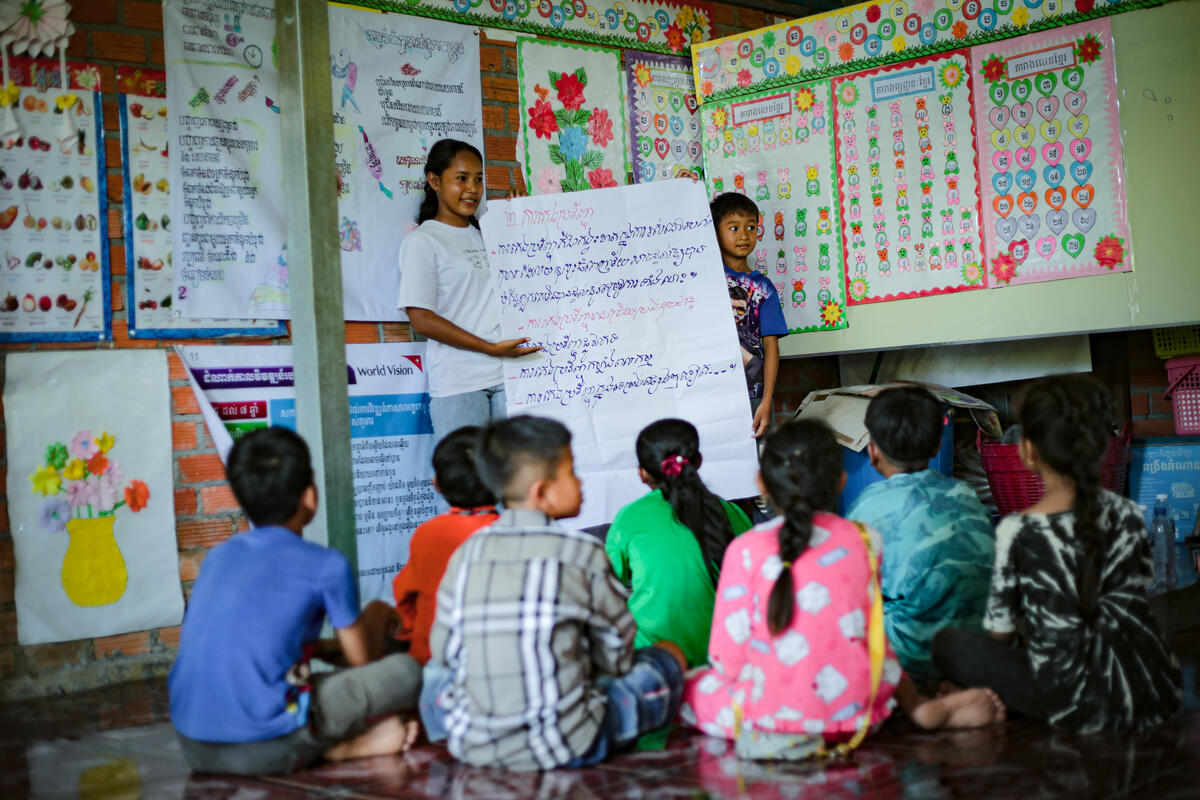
1153,326,1200,359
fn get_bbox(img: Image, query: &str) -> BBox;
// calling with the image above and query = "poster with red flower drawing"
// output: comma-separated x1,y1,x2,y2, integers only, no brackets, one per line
625,51,702,183
971,19,1130,287
4,350,182,645
832,50,987,304
518,38,630,194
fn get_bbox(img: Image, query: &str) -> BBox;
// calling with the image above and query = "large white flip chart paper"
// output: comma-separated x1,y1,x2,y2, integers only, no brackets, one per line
480,180,759,527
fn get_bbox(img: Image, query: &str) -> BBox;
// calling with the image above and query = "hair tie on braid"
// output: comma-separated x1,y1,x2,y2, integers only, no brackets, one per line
660,454,688,477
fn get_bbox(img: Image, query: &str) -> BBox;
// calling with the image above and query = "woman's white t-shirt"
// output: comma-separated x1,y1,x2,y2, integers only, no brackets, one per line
396,220,503,398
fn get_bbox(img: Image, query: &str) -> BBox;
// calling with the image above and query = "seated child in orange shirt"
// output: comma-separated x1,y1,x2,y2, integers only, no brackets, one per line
392,426,498,664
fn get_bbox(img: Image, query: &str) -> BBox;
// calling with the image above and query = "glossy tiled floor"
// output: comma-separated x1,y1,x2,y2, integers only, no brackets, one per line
3,626,1198,799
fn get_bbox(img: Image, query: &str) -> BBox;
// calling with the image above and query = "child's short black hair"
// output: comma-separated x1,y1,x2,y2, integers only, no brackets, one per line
476,415,572,503
433,426,497,508
864,386,944,472
225,426,314,527
710,192,760,226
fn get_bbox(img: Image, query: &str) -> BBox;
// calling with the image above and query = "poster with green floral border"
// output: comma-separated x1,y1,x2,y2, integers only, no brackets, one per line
700,79,849,334
518,38,631,194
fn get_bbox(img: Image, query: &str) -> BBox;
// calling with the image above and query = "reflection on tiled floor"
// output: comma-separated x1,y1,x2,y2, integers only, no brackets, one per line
3,626,1198,799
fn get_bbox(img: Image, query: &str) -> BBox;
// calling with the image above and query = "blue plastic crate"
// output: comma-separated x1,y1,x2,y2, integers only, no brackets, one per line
836,409,956,516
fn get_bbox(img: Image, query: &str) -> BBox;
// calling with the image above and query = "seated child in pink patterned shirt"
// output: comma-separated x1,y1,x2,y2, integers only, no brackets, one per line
681,418,1005,760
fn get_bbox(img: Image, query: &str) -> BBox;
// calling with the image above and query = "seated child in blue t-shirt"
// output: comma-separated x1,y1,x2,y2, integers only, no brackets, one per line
710,192,789,439
168,427,422,775
846,386,995,683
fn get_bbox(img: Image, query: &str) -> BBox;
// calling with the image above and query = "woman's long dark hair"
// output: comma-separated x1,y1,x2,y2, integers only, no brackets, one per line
418,139,483,228
636,419,734,587
760,418,844,636
1018,374,1114,629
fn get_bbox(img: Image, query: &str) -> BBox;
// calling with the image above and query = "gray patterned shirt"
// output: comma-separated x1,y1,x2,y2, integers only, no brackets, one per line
429,508,636,770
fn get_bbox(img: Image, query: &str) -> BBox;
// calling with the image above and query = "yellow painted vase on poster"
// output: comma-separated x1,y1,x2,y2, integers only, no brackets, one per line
61,516,127,607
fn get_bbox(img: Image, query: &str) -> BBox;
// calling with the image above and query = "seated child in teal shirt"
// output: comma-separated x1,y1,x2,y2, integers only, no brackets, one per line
846,386,995,683
606,419,752,669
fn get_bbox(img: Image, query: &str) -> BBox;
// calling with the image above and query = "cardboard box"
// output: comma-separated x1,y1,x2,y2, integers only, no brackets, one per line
1129,437,1200,540
795,382,1000,515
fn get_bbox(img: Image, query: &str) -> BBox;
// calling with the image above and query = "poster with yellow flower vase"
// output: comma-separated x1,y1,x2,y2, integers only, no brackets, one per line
5,350,182,645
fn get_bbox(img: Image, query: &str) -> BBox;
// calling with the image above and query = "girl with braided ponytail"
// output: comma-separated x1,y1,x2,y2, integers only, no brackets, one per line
606,419,752,668
934,375,1182,731
682,419,1004,759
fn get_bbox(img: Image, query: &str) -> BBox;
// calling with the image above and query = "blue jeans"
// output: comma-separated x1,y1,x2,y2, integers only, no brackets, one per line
428,384,507,445
420,647,684,766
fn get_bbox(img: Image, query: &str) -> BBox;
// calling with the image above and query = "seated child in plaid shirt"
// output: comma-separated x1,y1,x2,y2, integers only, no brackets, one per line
422,415,687,770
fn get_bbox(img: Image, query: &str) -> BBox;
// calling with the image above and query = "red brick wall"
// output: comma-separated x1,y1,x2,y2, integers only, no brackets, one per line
0,1,776,699
1128,330,1177,438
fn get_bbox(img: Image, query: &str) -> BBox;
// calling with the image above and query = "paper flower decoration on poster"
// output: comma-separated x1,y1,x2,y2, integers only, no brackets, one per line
29,429,149,607
519,38,630,194
0,1,75,57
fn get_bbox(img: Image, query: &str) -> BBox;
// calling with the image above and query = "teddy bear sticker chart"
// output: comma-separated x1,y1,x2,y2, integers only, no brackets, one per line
971,19,1131,287
625,51,704,183
0,57,109,342
832,51,986,304
700,80,848,333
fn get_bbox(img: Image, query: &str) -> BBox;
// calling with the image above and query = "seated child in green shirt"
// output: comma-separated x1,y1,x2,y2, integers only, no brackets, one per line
606,419,753,668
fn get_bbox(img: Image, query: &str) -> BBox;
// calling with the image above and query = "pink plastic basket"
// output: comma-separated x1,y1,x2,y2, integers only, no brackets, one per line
1165,356,1200,435
977,425,1132,516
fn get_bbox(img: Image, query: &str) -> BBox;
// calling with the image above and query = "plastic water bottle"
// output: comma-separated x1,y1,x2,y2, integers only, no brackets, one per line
1151,494,1178,591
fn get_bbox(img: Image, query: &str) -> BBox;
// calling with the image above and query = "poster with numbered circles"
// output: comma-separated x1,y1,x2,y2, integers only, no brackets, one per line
0,58,109,342
971,19,1130,287
116,69,286,338
833,50,987,304
700,80,848,333
626,51,703,183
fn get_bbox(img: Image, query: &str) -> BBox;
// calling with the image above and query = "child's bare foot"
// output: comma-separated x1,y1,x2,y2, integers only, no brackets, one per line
324,714,420,761
911,688,1005,730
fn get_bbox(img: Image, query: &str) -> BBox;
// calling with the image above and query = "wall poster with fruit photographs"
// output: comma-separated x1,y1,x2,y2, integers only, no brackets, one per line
0,57,109,342
116,69,286,338
700,80,848,333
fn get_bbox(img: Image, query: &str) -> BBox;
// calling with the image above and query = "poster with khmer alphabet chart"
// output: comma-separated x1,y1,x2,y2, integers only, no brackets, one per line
117,67,286,338
180,343,442,603
625,51,702,183
832,51,988,304
971,19,1131,287
164,0,287,320
480,180,759,528
329,6,483,320
700,80,848,333
165,1,484,322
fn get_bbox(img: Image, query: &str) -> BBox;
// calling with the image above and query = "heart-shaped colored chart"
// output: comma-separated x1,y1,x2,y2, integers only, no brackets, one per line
654,137,669,159
1043,163,1065,188
992,172,1013,195
1035,235,1057,258
1071,137,1092,162
988,106,1011,129
1014,124,1036,148
1064,90,1087,116
1035,72,1058,98
1070,160,1093,186
1015,146,1036,170
1071,183,1094,208
1067,114,1090,139
1045,186,1067,210
1036,96,1060,121
993,194,1015,218
1012,78,1032,103
1040,119,1062,143
1042,141,1064,165
1046,208,1069,234
1062,66,1085,91
1062,232,1085,258
1012,101,1034,125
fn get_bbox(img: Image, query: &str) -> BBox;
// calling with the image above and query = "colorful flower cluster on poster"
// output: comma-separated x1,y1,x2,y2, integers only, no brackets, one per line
971,19,1129,285
691,0,1158,104
116,68,286,338
0,57,109,342
701,81,848,332
626,51,703,182
5,351,183,645
519,38,630,194
365,0,713,55
833,51,987,303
